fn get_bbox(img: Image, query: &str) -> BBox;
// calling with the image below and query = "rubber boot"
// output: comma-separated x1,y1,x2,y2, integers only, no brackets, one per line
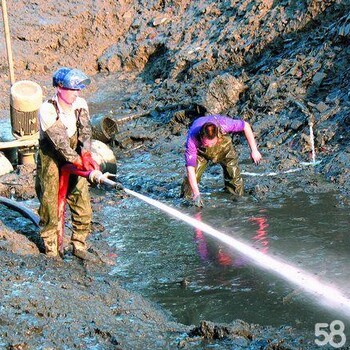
72,240,101,263
72,248,102,263
43,237,59,258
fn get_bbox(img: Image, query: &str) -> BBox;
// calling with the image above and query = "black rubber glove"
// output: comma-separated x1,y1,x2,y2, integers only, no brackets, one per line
193,195,204,208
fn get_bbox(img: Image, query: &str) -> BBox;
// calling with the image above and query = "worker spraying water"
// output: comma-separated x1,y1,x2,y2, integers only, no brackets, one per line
35,67,100,261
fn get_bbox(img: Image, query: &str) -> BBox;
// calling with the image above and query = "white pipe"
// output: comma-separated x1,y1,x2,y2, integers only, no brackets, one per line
309,122,316,164
0,138,38,150
241,168,302,177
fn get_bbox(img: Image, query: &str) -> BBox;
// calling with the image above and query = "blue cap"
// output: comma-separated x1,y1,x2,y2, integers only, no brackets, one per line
52,67,91,90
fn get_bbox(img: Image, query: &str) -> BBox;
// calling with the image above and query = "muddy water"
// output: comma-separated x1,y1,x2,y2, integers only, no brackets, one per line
97,151,350,342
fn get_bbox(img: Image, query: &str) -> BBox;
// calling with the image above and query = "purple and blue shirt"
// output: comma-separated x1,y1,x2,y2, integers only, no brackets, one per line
185,115,245,167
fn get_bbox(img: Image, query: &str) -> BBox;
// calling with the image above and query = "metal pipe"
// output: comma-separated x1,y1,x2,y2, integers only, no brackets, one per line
1,0,15,85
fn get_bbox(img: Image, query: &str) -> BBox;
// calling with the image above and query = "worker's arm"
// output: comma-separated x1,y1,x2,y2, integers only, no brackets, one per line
186,166,200,197
243,121,262,164
186,166,203,207
76,106,93,151
44,119,81,165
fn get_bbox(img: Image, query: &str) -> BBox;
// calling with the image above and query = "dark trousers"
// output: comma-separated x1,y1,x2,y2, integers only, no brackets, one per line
35,136,92,255
181,136,244,199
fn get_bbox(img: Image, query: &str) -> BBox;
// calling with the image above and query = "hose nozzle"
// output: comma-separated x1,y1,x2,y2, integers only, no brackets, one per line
88,169,104,184
88,170,123,189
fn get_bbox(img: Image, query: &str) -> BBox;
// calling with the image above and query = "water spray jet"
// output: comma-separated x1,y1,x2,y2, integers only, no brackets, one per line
244,100,322,177
123,187,350,318
293,98,322,167
300,120,322,166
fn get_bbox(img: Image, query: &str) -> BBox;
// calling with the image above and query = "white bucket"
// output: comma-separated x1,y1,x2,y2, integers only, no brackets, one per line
10,80,42,139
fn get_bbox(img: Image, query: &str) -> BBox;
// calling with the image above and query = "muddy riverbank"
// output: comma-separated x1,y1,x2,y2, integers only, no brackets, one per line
0,108,322,349
1,0,350,348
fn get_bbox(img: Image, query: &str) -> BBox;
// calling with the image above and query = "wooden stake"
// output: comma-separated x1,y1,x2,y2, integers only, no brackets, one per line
1,0,15,85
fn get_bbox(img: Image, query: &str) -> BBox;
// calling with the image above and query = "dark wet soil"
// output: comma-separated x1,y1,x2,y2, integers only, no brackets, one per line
1,0,350,348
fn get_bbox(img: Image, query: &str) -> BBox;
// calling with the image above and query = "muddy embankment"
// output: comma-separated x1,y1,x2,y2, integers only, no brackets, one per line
1,0,350,201
0,0,349,349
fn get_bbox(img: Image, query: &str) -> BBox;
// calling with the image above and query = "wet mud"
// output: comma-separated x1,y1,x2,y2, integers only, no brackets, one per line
1,0,350,348
0,129,329,350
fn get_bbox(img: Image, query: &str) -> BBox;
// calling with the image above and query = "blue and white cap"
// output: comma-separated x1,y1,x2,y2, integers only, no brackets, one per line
52,67,91,90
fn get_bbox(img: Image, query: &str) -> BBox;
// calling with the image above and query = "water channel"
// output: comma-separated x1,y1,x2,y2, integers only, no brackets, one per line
93,150,350,343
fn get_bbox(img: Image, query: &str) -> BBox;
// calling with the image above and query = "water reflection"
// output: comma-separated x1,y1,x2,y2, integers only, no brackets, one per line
249,211,269,254
193,211,270,267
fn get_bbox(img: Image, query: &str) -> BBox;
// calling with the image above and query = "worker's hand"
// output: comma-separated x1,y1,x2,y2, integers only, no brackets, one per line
72,156,84,170
193,194,204,208
81,150,100,171
251,150,262,165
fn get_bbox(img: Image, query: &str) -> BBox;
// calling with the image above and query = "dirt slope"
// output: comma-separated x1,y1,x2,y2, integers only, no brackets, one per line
1,0,349,198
